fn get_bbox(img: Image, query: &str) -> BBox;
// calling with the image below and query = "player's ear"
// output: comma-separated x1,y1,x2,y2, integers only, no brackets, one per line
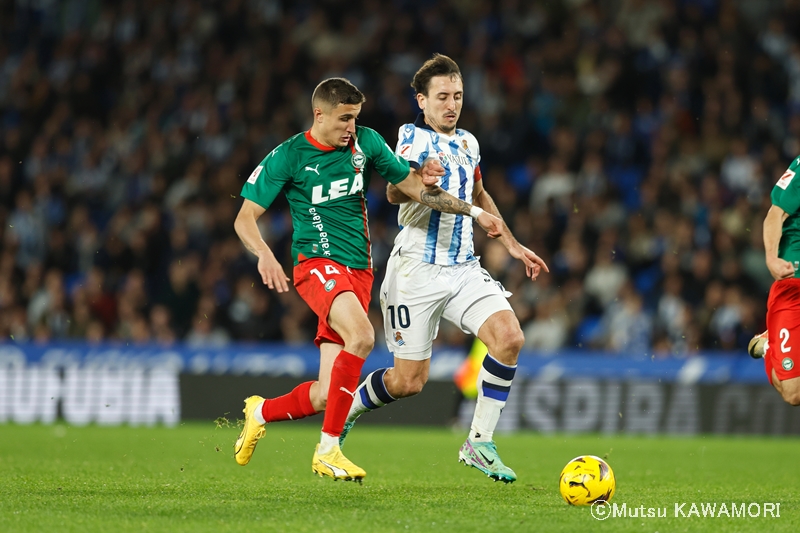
416,92,426,110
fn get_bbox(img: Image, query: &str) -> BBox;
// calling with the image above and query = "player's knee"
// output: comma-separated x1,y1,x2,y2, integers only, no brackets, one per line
504,326,525,355
342,322,375,356
492,324,524,362
350,328,375,355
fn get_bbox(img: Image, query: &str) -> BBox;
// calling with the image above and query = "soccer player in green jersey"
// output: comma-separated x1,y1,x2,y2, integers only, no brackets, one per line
748,156,800,406
232,77,507,482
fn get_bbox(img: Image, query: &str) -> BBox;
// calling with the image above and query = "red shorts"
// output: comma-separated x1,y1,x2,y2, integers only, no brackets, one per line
293,258,373,347
765,278,800,382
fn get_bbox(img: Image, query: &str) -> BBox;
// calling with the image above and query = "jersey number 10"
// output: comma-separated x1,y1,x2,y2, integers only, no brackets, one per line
387,305,411,328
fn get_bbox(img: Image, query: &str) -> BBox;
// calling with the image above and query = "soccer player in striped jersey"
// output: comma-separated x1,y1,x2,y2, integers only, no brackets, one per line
232,77,507,482
341,55,549,483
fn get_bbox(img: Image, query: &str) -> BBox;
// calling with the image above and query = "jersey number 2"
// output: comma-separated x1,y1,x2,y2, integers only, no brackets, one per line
781,328,792,353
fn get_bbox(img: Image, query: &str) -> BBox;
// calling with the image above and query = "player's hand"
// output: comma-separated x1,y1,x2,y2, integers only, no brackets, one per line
767,256,795,281
475,211,504,239
257,250,290,292
506,242,550,280
420,158,444,188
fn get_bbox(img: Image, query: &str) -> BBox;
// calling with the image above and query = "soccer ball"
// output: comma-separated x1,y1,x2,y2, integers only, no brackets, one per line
559,455,616,506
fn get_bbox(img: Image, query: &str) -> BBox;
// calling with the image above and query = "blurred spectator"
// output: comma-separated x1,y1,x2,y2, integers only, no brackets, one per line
523,294,570,352
604,283,653,354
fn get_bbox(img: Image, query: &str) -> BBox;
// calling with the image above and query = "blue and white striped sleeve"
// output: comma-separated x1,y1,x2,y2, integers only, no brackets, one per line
396,124,428,170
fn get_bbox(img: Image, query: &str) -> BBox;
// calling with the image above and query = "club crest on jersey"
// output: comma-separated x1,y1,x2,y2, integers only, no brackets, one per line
352,151,366,170
783,357,794,371
324,279,337,292
394,331,405,346
462,139,468,151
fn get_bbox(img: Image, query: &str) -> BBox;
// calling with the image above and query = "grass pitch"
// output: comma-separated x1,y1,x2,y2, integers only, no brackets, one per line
0,422,798,533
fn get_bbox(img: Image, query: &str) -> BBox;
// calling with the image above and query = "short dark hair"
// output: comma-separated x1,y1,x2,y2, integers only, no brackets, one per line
311,78,365,110
411,54,463,96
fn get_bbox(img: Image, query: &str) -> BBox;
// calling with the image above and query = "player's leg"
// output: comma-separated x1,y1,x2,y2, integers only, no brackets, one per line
340,356,430,447
384,357,430,397
340,255,445,447
444,263,521,482
310,341,341,411
311,291,373,481
471,309,525,440
770,369,800,405
234,343,326,467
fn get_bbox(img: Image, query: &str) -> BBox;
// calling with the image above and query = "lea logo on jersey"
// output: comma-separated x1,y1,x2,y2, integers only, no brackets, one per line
311,172,365,204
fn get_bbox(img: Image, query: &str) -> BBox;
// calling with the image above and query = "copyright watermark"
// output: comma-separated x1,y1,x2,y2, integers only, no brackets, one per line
590,501,781,520
590,501,612,520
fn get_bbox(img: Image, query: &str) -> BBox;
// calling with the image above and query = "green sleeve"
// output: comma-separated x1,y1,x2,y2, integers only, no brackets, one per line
359,127,410,185
240,145,293,209
772,157,800,215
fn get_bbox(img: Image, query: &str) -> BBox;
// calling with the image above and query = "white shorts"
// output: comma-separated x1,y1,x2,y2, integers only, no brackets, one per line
379,252,513,360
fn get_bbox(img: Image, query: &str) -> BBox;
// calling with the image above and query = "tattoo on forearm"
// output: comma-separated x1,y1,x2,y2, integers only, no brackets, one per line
419,187,472,215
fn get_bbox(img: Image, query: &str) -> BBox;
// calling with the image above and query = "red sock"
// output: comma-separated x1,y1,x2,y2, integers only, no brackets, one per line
322,350,365,437
261,381,319,422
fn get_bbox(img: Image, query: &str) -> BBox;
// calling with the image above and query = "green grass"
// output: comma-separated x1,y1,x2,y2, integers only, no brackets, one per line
0,423,798,533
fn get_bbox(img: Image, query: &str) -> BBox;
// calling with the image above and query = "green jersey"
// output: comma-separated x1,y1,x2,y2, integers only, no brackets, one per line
241,126,410,269
771,155,800,276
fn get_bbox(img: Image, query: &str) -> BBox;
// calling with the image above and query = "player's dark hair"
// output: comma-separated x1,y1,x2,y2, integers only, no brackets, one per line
411,54,462,96
311,78,366,109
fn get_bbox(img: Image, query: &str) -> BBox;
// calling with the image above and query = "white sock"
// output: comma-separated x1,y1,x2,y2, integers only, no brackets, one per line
470,398,503,442
318,432,339,455
253,400,266,424
469,354,516,442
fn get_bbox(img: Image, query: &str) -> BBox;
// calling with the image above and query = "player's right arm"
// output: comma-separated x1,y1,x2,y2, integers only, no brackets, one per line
237,143,294,292
764,204,794,280
234,199,290,292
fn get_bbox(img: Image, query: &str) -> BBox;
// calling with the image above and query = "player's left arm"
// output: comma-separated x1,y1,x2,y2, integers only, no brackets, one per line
472,178,502,219
473,179,549,280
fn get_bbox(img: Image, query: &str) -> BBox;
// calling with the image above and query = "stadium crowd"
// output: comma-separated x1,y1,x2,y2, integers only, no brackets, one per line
0,0,794,355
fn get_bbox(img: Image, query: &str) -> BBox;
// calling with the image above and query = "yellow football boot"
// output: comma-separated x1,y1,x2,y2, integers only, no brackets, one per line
311,444,366,482
234,395,266,465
